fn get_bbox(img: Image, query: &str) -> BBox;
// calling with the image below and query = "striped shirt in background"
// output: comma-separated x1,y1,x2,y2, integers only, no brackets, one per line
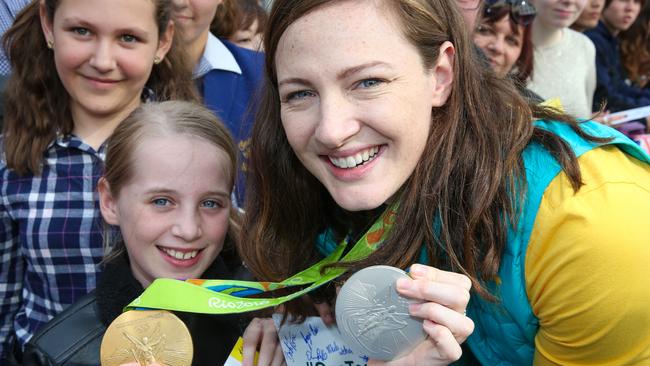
0,135,106,358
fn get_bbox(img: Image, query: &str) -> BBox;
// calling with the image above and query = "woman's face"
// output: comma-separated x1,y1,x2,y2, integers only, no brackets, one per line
602,0,642,33
474,15,525,77
99,134,232,287
40,0,172,125
171,0,222,46
573,0,606,30
532,0,589,28
275,0,454,211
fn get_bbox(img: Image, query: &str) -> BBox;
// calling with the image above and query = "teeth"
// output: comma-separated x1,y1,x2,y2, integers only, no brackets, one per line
162,248,198,260
329,146,380,169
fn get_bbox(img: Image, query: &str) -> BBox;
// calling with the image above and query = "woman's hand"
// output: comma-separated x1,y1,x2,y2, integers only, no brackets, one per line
368,264,474,366
242,317,286,366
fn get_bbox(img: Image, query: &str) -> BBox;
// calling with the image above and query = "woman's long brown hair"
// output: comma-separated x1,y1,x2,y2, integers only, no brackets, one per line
2,0,198,176
239,0,604,316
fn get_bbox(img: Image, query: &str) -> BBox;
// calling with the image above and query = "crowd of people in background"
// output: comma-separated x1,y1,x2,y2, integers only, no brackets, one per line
0,0,648,365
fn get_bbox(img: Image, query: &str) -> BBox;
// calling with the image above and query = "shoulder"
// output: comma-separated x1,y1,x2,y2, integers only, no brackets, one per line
220,39,264,74
525,146,650,363
24,291,105,365
565,29,596,55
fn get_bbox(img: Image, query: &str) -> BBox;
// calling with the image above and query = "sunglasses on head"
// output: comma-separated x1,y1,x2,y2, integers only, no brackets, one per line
484,0,537,26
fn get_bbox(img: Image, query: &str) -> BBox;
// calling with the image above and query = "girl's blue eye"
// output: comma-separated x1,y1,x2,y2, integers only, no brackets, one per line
201,200,222,209
358,79,382,88
152,198,170,207
286,90,315,101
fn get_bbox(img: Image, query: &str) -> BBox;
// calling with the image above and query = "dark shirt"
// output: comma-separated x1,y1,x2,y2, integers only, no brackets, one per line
585,21,650,112
21,252,244,366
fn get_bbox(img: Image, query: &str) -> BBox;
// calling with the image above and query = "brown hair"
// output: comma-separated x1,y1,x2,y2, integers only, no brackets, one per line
239,0,599,315
211,0,267,40
102,100,239,261
211,0,241,38
619,0,650,86
2,0,198,176
478,5,535,82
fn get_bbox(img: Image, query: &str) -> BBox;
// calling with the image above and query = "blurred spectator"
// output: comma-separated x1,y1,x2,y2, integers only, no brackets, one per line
571,0,606,32
172,0,264,204
230,0,266,51
474,0,536,82
212,0,267,51
0,0,29,75
585,0,650,113
619,0,650,88
527,0,596,118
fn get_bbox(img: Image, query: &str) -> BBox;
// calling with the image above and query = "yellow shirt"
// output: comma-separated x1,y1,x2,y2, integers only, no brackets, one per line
526,146,650,365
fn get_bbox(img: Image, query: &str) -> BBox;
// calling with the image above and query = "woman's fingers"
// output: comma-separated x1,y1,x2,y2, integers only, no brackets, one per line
422,320,464,361
396,278,470,313
409,302,474,343
409,264,472,290
243,317,281,366
366,321,463,366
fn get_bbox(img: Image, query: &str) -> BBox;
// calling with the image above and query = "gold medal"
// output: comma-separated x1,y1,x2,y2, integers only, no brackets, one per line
100,310,193,366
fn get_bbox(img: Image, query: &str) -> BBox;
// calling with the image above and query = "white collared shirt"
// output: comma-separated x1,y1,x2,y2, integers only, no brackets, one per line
193,33,242,79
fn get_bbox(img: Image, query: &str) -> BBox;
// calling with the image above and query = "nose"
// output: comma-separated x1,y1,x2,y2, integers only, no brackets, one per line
487,37,504,54
314,92,361,149
88,40,116,73
171,0,187,10
171,207,203,241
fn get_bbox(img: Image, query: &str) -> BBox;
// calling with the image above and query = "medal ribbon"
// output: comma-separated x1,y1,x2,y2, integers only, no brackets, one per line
125,205,398,314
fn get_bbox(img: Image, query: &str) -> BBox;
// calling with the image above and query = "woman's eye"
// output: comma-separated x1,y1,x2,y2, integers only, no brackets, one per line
152,198,171,207
357,79,383,89
476,25,492,35
506,36,521,47
285,90,315,101
201,200,223,209
120,34,138,43
72,27,90,36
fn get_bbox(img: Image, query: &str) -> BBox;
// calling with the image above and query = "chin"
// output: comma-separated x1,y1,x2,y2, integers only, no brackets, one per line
333,193,387,212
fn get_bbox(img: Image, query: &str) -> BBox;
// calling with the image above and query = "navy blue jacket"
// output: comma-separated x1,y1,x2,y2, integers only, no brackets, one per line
585,21,650,112
199,40,264,204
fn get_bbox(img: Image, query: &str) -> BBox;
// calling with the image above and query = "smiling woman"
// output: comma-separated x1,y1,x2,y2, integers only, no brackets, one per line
239,0,650,365
0,0,197,361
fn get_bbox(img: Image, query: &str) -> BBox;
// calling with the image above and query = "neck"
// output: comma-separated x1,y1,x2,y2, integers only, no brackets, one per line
187,30,210,70
602,19,620,37
71,99,142,150
532,19,564,47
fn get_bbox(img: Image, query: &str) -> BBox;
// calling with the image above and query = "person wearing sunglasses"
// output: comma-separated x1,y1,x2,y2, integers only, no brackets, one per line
526,0,596,119
473,0,536,82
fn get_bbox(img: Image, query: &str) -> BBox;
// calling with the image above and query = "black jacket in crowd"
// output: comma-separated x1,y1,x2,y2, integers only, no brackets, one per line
20,252,245,366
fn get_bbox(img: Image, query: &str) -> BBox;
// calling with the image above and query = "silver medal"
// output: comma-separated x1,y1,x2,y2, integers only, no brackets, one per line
335,265,426,361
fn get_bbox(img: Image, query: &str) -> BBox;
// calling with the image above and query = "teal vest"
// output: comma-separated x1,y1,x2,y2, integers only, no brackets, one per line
465,120,650,365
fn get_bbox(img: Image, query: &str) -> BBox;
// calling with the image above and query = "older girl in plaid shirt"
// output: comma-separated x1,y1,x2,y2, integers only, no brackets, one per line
0,0,198,361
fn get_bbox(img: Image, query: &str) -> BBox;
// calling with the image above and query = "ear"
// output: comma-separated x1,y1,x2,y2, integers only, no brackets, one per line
98,178,120,226
155,20,174,62
39,0,54,46
428,41,455,107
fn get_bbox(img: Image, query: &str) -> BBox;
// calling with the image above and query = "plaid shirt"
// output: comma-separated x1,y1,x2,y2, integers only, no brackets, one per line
0,134,106,357
0,0,30,75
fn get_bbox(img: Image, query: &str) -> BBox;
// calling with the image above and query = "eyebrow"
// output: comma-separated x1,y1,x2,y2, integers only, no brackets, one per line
278,61,391,88
144,188,230,199
60,17,150,37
